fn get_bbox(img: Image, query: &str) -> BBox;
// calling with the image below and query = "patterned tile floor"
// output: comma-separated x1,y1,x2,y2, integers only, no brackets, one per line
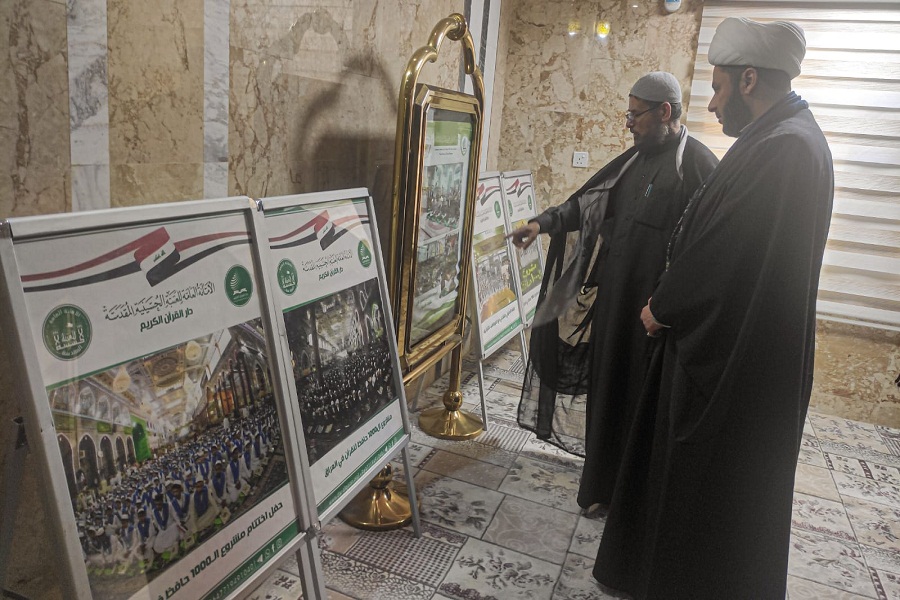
249,344,900,600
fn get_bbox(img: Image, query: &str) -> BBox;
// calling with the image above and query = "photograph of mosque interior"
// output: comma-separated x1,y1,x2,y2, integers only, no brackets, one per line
1,1,899,600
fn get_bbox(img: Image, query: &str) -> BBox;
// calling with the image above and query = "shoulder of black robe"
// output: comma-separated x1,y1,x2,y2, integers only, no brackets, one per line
650,100,833,438
532,147,639,239
681,136,719,196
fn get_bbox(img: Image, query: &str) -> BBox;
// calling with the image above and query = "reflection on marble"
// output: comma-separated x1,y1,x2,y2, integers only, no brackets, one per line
203,0,229,197
67,0,111,211
228,0,464,208
1,0,71,218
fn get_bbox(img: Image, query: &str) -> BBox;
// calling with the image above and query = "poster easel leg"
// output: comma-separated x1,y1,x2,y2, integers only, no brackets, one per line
296,528,328,600
519,330,531,392
0,418,28,599
411,374,426,412
476,359,489,433
400,446,422,538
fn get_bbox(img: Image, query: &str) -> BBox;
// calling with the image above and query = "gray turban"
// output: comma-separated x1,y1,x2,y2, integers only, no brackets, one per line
630,72,682,104
709,18,806,79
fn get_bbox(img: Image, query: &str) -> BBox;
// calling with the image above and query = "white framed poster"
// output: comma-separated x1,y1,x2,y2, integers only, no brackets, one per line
501,170,545,326
0,199,317,600
471,172,522,358
258,190,411,521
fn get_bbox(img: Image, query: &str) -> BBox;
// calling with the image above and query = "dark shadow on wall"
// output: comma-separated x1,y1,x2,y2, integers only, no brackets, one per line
291,55,399,262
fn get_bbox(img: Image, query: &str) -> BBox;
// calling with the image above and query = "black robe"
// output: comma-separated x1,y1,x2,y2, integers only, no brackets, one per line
517,130,717,509
593,93,834,599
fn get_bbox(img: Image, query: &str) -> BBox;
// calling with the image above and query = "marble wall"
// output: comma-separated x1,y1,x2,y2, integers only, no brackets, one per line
495,0,706,209
813,321,900,426
1,0,71,217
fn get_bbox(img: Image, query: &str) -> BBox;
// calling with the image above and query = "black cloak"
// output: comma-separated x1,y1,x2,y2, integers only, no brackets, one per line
593,93,834,599
517,129,717,509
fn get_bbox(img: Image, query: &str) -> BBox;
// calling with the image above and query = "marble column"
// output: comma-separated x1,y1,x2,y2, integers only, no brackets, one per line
67,0,111,211
204,0,230,198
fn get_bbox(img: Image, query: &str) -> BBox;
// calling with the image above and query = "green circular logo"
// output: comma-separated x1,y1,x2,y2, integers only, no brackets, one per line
494,201,501,219
43,304,92,360
225,265,253,307
508,200,513,215
527,195,533,210
358,240,372,268
277,259,298,295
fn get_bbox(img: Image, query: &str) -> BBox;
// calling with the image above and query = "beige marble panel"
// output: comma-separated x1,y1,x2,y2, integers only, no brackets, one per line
228,0,463,256
0,0,71,217
109,162,204,207
496,0,705,213
811,321,900,428
107,0,204,204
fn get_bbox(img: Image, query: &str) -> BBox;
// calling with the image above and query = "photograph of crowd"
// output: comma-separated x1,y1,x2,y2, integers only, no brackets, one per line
473,227,517,322
511,218,543,295
410,233,462,345
284,278,397,464
48,318,289,599
419,163,464,239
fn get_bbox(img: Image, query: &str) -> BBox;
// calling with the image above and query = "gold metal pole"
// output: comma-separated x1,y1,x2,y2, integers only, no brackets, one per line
418,344,483,439
343,14,485,531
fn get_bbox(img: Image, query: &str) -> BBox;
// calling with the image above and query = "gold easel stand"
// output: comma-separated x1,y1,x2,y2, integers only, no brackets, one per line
418,345,483,440
340,464,413,530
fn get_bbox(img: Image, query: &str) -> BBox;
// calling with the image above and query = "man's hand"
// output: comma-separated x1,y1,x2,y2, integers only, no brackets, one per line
641,300,664,337
507,222,540,249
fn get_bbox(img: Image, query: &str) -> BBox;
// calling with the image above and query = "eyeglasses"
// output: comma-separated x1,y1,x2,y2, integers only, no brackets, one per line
625,104,661,123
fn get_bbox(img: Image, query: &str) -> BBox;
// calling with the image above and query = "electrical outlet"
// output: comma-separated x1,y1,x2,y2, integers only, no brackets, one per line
573,151,589,168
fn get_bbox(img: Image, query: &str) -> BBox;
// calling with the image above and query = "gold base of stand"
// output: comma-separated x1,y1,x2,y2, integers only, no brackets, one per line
340,465,413,531
418,390,483,440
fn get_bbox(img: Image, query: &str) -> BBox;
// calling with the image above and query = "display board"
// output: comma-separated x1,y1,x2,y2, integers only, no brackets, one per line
501,170,545,326
259,190,410,520
471,172,523,358
392,83,482,380
0,199,318,600
409,104,474,347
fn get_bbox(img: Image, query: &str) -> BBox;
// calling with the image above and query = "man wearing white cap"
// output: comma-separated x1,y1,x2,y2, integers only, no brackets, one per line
593,18,834,599
511,72,717,511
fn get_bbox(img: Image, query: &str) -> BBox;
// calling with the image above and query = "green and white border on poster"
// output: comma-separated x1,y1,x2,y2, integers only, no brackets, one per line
472,172,522,358
260,192,409,517
5,202,304,600
501,170,545,326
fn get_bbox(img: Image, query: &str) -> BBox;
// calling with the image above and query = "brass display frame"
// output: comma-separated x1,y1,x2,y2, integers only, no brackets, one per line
389,13,485,386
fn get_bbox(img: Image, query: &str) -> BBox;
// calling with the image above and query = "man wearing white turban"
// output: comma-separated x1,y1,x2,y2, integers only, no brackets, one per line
592,18,834,599
510,72,717,511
